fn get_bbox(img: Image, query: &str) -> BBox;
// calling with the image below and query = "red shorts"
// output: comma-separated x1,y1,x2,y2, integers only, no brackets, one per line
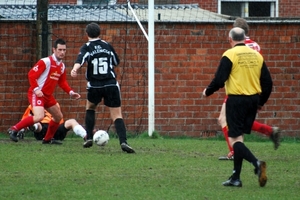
28,92,57,108
223,96,228,103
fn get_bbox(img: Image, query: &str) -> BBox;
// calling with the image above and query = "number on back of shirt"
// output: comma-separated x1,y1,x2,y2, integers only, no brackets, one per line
92,57,108,75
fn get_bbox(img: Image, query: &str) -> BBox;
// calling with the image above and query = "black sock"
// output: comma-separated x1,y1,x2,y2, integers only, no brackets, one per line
234,141,258,169
114,118,127,144
232,142,243,180
85,110,95,140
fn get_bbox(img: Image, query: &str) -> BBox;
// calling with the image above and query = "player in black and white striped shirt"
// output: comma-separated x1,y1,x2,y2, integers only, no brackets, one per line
71,22,135,153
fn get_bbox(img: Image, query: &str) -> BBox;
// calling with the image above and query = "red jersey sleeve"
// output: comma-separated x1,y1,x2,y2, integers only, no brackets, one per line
28,60,46,91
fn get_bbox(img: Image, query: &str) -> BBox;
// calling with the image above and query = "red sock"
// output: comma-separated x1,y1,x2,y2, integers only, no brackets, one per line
222,126,233,152
251,121,272,136
13,116,34,131
43,120,60,141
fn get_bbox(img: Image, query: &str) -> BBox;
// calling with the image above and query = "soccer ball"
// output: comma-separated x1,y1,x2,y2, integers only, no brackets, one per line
93,130,109,146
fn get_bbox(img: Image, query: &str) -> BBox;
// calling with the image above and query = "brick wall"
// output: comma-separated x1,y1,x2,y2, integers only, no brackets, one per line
0,21,299,137
278,0,300,17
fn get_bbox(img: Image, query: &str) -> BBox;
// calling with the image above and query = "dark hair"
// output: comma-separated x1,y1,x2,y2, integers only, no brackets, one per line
233,18,249,35
86,22,100,38
229,28,245,41
53,38,66,48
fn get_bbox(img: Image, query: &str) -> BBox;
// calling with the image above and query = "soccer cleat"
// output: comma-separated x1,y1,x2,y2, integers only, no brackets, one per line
222,176,242,187
219,151,234,160
8,128,19,142
42,138,63,145
255,161,267,187
270,127,281,150
121,143,135,153
16,129,25,140
83,139,93,148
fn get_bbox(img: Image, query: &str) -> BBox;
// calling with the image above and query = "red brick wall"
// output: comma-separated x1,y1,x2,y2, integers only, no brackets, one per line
278,0,300,17
0,21,299,137
183,0,218,12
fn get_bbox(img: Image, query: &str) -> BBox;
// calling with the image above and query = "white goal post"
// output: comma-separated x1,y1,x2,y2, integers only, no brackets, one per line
127,0,155,137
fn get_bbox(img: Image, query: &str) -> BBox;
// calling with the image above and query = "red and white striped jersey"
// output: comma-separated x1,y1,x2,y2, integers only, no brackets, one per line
245,36,261,53
28,54,72,96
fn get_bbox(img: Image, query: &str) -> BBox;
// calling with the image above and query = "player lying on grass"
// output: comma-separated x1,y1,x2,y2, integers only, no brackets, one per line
16,104,87,142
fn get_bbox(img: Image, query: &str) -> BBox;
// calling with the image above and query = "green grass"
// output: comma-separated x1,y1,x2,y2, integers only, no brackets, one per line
0,133,299,200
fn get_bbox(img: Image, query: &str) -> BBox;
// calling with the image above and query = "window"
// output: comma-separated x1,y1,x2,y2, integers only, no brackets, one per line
78,0,117,5
139,0,180,4
218,0,278,17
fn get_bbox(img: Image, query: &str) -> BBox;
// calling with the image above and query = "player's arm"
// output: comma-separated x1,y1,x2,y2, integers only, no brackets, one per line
71,45,88,77
71,63,81,77
109,44,120,66
28,60,46,93
58,64,72,92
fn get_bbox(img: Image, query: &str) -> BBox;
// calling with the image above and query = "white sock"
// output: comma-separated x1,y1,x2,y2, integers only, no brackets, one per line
33,123,38,131
73,125,87,138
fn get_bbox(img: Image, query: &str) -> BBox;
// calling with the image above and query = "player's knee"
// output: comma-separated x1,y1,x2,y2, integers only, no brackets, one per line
66,119,78,126
86,101,97,110
68,119,77,123
218,116,224,124
53,114,63,123
34,115,44,122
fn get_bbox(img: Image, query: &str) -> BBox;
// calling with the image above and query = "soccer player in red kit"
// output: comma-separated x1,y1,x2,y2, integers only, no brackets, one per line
8,38,81,144
218,18,281,160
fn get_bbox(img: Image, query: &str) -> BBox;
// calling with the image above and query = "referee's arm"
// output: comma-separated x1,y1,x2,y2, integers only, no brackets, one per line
205,56,232,96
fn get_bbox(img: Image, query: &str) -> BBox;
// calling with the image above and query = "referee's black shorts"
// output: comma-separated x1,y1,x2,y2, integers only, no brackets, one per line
226,94,259,138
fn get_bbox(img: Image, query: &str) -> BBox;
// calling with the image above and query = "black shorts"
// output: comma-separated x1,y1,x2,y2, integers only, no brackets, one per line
87,84,121,107
226,94,259,138
34,122,70,141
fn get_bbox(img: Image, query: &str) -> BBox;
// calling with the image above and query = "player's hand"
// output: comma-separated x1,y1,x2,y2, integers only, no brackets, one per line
70,92,81,100
71,69,77,77
35,89,44,97
202,89,207,97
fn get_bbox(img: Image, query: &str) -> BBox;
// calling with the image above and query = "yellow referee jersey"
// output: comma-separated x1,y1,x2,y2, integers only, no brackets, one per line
223,45,263,95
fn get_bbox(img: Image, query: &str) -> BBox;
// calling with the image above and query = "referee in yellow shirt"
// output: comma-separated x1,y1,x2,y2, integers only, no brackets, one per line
203,27,273,187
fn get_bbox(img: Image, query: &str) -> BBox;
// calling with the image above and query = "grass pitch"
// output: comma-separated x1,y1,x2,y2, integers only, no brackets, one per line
0,133,299,200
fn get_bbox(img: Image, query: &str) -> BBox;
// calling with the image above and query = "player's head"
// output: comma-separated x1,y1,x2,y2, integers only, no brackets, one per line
233,18,249,35
228,27,245,46
52,38,66,61
86,22,100,38
53,38,66,49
